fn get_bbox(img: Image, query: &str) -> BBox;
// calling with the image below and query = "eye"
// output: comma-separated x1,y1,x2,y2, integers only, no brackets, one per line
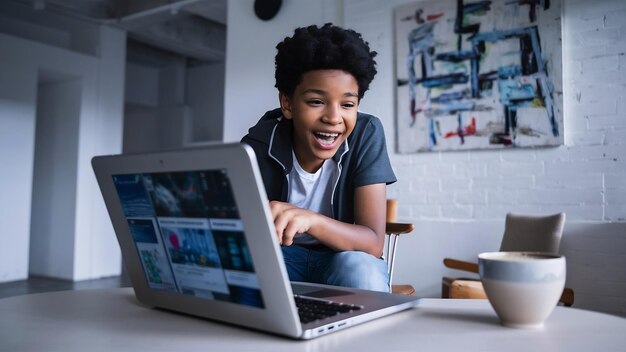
342,102,356,108
307,99,324,106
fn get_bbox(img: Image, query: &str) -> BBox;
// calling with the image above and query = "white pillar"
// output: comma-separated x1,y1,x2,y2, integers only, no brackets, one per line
73,25,127,280
0,38,38,282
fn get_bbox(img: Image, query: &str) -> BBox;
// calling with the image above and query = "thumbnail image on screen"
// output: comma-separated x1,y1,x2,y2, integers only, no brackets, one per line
113,169,264,308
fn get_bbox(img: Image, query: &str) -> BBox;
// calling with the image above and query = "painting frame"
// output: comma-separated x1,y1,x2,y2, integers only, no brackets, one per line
394,0,563,153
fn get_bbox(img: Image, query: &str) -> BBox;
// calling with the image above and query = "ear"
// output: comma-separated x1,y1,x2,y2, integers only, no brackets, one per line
279,92,293,119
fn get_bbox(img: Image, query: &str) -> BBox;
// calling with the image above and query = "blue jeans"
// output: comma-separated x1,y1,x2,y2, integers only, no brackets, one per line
281,245,390,293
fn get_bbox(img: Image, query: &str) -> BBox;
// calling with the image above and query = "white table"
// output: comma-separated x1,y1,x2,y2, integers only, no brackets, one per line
1,288,624,352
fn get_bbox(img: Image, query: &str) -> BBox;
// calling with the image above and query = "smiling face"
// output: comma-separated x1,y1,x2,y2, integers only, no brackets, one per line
279,69,359,173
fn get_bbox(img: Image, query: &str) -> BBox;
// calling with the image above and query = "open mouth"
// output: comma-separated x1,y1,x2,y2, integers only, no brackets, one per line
314,131,340,146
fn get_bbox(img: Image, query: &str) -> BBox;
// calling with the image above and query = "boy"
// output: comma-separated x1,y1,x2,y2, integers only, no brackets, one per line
241,23,395,292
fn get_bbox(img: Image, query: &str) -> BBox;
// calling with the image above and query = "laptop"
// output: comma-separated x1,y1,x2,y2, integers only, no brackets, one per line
92,143,419,339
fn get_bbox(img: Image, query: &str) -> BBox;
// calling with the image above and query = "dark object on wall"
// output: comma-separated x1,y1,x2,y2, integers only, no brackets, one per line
254,0,282,21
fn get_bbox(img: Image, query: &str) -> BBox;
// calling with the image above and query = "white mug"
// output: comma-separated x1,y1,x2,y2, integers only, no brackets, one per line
478,251,566,328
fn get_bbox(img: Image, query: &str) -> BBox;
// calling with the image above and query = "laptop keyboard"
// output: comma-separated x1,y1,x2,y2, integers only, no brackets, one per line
294,295,363,324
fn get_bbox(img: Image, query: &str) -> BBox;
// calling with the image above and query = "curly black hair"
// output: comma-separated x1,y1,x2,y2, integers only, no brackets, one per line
274,23,377,100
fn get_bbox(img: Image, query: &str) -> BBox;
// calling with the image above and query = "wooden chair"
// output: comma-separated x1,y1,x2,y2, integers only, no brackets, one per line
385,199,416,295
442,212,575,306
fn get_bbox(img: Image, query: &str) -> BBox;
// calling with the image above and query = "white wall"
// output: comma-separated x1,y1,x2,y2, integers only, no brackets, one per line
123,65,185,153
223,0,343,141
187,63,225,143
224,0,626,316
0,25,125,282
125,62,160,107
123,59,225,152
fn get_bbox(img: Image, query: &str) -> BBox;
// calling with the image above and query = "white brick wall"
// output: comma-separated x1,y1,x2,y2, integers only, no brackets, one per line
365,0,626,222
343,0,626,316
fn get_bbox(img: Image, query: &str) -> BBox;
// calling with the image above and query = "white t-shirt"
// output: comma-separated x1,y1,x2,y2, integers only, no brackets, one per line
288,151,338,245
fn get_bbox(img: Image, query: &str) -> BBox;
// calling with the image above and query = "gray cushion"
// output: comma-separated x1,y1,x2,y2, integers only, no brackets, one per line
499,212,566,253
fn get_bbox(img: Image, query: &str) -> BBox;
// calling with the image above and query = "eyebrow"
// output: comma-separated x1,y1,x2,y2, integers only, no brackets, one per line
303,88,358,98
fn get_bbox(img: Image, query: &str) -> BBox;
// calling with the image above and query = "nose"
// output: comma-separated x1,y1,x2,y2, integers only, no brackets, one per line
322,105,342,125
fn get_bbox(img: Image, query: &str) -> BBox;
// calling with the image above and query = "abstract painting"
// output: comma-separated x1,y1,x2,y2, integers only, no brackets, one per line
394,0,563,152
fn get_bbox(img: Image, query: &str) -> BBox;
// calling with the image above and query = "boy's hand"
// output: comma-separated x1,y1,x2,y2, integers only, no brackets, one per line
269,201,318,246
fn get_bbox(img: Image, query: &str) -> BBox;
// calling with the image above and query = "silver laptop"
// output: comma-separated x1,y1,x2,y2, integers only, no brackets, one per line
92,143,419,339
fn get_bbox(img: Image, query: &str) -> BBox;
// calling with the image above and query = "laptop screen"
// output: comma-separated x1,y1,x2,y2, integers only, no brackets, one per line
112,169,264,308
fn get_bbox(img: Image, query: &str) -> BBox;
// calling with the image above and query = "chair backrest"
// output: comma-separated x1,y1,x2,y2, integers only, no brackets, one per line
499,212,566,253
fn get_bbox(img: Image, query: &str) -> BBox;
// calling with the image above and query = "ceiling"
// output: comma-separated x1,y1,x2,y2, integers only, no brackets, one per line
6,0,228,64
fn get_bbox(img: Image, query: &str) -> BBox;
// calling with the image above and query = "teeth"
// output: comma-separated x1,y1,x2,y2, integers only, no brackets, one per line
316,132,339,138
314,132,339,145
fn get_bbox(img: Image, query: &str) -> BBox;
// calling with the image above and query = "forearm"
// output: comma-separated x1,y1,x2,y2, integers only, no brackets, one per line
270,184,388,257
307,213,385,257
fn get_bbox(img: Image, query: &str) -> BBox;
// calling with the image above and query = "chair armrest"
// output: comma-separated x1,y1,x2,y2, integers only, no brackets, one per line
449,279,488,299
443,258,479,273
445,279,575,307
385,222,414,235
392,284,416,295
